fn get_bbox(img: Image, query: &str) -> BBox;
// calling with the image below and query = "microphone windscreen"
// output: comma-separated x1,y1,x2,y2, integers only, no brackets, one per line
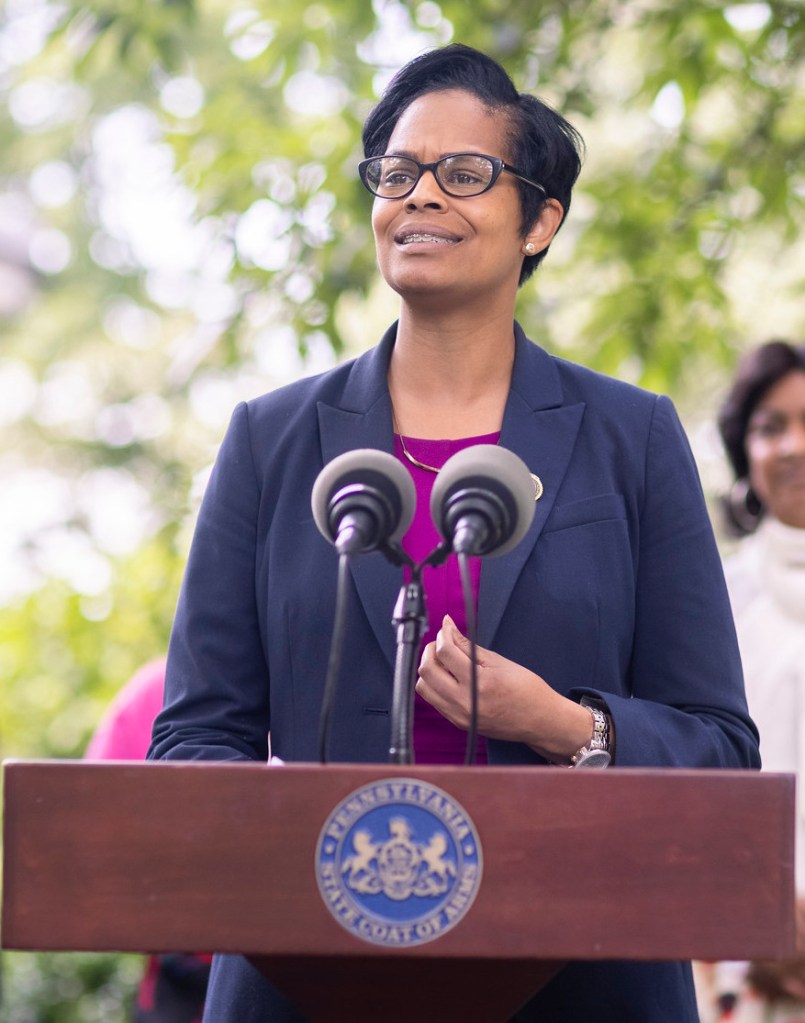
430,444,536,557
311,448,416,545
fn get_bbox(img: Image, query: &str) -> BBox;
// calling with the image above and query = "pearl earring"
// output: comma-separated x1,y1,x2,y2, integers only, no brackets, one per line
524,242,536,255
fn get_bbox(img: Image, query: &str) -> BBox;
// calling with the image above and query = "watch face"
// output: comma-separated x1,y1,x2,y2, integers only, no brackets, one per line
573,748,612,770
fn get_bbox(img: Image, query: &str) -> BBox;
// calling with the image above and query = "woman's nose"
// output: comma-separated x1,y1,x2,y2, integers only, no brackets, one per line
777,421,805,458
781,420,805,456
404,170,447,210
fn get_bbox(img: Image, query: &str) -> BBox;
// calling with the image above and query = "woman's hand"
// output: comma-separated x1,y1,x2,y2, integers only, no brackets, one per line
745,894,805,1002
416,614,593,763
747,958,805,1002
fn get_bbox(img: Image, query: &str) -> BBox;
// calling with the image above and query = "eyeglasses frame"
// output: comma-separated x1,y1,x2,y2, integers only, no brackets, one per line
358,152,547,200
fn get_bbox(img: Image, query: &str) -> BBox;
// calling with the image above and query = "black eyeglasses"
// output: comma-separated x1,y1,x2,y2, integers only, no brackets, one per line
358,153,546,200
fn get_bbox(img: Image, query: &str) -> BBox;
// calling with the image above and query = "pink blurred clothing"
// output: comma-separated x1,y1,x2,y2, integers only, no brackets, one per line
86,658,167,761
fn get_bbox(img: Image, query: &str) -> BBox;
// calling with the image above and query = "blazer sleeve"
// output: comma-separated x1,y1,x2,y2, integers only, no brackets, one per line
572,395,759,769
149,402,270,762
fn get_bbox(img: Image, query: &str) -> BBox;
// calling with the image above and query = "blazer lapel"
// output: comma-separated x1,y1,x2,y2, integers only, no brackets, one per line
478,326,585,647
317,327,402,671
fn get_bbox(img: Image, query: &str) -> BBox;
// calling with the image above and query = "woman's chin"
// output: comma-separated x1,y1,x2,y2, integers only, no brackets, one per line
387,274,466,304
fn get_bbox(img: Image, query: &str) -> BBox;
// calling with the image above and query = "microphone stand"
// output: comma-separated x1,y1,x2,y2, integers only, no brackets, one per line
386,542,451,765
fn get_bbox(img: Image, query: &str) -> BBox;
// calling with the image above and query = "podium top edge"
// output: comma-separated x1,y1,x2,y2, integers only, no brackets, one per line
0,758,794,784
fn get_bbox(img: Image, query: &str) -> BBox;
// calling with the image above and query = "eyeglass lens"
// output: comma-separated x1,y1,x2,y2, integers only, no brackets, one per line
364,155,496,198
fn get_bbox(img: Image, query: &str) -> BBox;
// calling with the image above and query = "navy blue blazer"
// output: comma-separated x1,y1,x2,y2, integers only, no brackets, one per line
150,322,758,1021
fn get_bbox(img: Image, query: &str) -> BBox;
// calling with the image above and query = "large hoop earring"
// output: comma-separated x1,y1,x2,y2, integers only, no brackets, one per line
728,478,763,534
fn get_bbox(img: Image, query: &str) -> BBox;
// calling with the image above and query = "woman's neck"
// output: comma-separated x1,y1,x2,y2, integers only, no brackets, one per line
388,307,515,440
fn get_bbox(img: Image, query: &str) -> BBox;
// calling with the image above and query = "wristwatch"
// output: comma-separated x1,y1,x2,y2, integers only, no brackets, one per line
569,699,612,769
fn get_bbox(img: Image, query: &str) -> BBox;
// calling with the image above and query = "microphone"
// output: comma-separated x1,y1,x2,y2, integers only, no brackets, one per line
311,449,416,556
430,445,536,557
312,449,416,763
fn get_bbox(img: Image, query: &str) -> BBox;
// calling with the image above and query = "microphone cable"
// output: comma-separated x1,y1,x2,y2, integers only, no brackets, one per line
457,551,480,766
318,550,351,764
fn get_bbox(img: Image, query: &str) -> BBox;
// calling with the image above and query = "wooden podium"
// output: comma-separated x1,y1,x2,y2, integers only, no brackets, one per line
1,760,796,1022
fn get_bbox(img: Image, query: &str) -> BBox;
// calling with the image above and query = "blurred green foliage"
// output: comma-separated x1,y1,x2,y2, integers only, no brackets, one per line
0,531,183,760
1,0,804,1016
0,951,142,1023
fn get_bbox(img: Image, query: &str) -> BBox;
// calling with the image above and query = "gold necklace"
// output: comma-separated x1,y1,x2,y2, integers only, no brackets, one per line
390,405,439,472
397,430,441,474
391,404,544,500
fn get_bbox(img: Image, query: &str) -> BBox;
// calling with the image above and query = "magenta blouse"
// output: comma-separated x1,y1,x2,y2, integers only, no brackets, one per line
394,431,500,765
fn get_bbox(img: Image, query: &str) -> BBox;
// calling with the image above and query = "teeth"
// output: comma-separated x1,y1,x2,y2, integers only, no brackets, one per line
401,233,456,244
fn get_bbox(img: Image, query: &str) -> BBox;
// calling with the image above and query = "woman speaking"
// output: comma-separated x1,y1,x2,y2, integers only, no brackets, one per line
150,44,758,1022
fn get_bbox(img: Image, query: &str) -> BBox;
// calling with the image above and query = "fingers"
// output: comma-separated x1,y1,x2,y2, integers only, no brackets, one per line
416,616,483,728
434,615,479,680
416,638,469,729
418,632,461,695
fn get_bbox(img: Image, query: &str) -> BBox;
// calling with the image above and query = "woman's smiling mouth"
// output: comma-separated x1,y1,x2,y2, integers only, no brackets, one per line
399,233,458,244
394,225,462,246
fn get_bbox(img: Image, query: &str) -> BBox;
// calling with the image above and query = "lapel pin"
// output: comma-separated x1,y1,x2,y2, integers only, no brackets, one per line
530,474,543,502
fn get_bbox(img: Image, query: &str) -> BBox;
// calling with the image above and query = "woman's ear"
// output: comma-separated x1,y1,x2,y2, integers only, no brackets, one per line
521,198,564,256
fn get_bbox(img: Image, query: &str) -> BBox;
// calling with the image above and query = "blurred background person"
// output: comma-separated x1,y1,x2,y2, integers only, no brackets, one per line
697,339,805,1022
87,658,168,763
86,657,211,1023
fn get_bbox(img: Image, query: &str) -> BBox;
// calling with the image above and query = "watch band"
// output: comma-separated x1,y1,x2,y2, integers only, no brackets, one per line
569,701,612,769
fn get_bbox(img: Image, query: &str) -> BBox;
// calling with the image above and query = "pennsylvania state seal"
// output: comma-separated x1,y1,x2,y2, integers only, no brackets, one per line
315,778,483,948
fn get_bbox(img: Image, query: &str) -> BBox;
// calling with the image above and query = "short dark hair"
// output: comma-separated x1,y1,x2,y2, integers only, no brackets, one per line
361,43,584,285
718,339,805,533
